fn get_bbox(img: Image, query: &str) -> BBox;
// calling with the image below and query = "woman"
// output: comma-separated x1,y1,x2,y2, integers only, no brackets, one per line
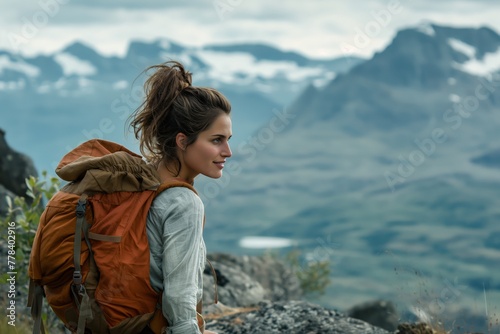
129,61,232,334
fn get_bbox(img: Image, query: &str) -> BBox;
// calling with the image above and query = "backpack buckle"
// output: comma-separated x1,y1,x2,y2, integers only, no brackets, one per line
73,270,82,285
76,199,87,218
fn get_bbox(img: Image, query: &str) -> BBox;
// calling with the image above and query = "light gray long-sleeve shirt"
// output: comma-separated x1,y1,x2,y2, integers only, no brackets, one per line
146,187,206,334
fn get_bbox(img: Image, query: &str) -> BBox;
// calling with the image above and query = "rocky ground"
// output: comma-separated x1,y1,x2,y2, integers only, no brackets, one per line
201,253,453,334
204,300,391,334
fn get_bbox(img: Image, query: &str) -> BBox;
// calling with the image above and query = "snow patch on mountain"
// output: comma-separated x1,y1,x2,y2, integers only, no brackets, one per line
113,80,128,90
35,76,95,95
454,46,500,76
313,72,336,87
0,79,26,91
159,52,193,67
448,38,476,59
159,39,171,50
0,55,40,77
37,82,51,94
255,83,273,93
54,53,98,76
78,77,92,88
416,22,435,37
449,93,461,103
195,50,323,84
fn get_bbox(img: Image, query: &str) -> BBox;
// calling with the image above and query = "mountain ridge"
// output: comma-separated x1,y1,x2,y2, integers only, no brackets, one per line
287,23,500,131
0,38,363,174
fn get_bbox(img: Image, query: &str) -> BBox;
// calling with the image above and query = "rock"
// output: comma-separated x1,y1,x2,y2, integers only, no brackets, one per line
348,300,399,331
203,256,267,307
396,322,442,334
205,300,391,334
203,253,302,307
0,128,38,215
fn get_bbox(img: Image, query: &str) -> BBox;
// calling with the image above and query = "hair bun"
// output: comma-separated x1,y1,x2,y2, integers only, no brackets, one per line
181,70,192,88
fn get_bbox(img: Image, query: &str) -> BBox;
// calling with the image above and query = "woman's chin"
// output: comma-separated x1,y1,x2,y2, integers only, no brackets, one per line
203,171,223,179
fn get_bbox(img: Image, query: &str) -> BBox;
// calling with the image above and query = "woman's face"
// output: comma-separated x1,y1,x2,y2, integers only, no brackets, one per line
181,113,232,181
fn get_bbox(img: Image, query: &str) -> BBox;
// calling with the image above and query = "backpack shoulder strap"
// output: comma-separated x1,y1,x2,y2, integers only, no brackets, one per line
156,180,197,196
27,279,46,334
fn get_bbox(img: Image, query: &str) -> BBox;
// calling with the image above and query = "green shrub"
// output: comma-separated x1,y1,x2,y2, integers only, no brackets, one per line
263,248,332,297
1,171,60,289
1,171,61,333
284,249,331,296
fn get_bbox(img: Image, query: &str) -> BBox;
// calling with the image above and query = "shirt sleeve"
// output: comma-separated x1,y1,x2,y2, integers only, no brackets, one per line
148,187,205,334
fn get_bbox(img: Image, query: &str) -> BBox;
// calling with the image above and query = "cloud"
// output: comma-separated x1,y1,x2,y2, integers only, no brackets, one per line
0,0,499,59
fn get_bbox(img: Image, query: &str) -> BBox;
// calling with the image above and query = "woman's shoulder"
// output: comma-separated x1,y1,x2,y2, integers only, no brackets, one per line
148,186,204,230
152,185,203,210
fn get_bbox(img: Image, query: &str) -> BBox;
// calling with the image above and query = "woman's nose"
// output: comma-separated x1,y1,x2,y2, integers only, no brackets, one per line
223,142,232,158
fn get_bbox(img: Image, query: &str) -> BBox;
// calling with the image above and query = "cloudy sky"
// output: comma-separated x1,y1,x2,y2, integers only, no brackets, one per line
1,0,499,59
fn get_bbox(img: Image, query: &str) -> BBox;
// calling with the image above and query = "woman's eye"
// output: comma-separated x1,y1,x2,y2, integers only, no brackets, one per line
212,138,221,144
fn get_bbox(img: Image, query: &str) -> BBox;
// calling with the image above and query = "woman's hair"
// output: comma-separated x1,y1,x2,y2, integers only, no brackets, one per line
129,61,231,175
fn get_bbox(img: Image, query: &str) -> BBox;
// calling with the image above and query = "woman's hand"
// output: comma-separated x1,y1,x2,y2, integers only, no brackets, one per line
204,330,218,334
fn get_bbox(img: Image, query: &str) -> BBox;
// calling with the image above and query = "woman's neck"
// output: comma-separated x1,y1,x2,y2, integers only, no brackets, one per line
157,162,194,185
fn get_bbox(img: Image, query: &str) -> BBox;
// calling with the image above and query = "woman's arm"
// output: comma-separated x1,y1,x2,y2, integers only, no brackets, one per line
152,187,205,334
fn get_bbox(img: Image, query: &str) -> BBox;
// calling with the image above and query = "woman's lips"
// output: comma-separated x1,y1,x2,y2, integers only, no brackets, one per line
214,161,225,169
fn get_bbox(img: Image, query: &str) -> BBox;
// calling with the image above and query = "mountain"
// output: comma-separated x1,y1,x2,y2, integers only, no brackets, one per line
294,24,500,131
204,42,356,69
198,23,500,332
0,40,363,174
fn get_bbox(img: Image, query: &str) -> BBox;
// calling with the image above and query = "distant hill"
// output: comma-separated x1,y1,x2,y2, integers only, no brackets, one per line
471,148,500,168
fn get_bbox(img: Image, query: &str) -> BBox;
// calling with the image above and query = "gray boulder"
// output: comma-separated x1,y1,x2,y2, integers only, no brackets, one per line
203,253,302,307
0,128,38,215
203,256,267,307
348,300,399,332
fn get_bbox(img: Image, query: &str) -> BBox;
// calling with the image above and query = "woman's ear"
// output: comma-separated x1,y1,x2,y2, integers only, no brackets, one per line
176,133,188,151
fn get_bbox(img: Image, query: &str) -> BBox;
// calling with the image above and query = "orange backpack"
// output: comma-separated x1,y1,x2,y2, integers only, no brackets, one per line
28,139,209,334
